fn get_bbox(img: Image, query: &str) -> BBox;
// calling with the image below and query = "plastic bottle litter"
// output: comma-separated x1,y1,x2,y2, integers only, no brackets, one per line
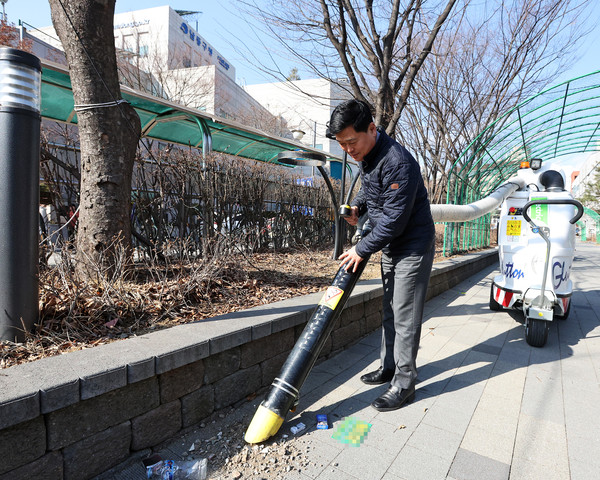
290,422,306,434
145,458,207,479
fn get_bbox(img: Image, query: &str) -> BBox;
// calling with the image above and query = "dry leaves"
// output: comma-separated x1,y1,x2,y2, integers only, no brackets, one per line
1,247,382,369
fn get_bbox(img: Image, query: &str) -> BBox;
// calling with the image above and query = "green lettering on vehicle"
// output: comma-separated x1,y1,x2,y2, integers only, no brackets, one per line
531,197,548,225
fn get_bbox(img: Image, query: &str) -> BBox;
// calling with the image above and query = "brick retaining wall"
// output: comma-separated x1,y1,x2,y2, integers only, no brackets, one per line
0,249,497,480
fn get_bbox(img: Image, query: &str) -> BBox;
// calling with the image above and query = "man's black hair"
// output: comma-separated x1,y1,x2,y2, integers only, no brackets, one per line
328,99,374,135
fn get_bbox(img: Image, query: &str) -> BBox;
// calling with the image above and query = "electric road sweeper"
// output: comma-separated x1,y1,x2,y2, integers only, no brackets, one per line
489,159,583,347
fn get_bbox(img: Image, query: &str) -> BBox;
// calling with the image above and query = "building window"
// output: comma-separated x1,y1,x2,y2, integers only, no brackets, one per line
182,45,192,68
138,32,149,57
123,34,135,53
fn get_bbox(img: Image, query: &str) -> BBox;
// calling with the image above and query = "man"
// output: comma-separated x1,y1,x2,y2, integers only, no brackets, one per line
330,99,435,412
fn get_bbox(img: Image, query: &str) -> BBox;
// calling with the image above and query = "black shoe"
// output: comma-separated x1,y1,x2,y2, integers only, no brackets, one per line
360,367,394,385
371,385,415,412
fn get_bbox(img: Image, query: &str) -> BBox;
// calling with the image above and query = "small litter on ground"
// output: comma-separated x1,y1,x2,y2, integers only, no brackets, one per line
331,416,371,446
290,422,306,434
316,414,329,429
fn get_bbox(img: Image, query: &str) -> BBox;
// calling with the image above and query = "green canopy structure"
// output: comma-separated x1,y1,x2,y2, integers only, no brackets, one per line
40,59,343,167
443,71,600,255
40,59,599,256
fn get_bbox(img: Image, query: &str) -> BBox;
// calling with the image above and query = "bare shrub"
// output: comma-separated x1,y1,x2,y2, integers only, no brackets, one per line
40,127,344,258
12,129,352,367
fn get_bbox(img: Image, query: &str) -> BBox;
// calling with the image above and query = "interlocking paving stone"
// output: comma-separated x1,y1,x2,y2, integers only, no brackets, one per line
509,455,570,480
448,448,510,480
406,423,463,461
421,402,473,436
362,417,412,456
513,414,568,466
460,424,515,464
334,444,395,480
388,444,452,480
472,343,502,356
468,405,519,440
568,458,600,480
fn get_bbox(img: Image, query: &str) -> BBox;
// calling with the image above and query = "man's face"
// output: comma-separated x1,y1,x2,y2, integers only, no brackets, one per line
334,122,377,162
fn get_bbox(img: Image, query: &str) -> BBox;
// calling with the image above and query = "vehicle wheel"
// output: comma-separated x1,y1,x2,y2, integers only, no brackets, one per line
489,285,501,311
525,319,549,347
556,300,571,320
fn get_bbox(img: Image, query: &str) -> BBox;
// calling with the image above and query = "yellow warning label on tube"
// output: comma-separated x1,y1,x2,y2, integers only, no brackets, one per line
319,286,344,310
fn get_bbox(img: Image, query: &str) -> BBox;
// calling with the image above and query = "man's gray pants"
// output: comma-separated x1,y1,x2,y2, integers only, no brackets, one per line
380,239,435,390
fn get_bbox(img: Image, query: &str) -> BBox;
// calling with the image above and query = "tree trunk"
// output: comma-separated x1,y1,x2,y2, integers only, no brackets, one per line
48,0,141,281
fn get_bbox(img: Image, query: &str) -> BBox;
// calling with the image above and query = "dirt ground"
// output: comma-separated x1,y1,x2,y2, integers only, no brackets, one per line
147,404,329,480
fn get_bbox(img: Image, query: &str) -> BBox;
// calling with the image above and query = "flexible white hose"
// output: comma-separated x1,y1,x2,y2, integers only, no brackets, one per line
431,176,526,222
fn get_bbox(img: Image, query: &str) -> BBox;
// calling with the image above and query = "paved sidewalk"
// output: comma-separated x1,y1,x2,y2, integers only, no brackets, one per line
105,242,600,479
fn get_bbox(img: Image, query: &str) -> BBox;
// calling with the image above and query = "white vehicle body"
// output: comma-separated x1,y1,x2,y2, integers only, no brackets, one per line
490,163,582,346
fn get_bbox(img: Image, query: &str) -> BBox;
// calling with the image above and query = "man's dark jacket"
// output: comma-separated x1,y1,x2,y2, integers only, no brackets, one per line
351,129,435,258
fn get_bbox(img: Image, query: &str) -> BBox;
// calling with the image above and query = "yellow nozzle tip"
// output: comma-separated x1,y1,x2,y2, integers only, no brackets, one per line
244,405,284,444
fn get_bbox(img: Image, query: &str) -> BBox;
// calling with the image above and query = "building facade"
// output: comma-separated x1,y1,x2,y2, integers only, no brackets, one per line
28,6,279,129
23,5,358,160
114,7,235,80
245,78,352,158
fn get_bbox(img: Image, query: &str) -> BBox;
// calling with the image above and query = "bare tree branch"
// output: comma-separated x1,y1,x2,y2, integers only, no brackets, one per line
241,0,461,133
397,0,591,203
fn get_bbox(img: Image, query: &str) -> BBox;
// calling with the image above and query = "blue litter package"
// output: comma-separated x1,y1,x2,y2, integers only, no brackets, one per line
316,414,329,429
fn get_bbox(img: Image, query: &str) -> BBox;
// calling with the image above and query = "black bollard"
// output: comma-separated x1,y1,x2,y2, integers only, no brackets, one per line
0,48,42,342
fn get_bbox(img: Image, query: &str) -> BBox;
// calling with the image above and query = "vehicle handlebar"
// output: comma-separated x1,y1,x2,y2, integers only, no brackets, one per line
522,199,584,225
